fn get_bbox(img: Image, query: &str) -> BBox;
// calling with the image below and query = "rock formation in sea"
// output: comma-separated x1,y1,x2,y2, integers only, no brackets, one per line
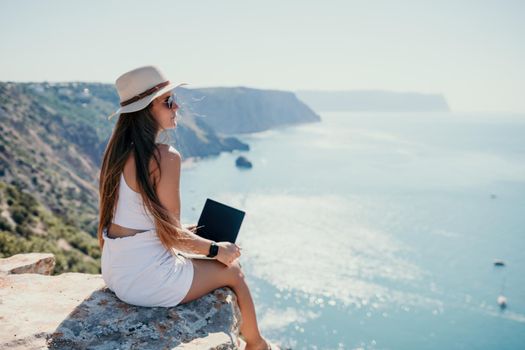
235,156,253,169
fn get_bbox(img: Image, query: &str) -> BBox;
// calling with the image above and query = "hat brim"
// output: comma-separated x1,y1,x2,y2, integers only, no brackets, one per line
107,82,188,120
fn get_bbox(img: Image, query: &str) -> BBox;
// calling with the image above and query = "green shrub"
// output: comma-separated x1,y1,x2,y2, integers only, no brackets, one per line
15,224,34,238
0,231,29,257
0,217,13,232
11,205,28,224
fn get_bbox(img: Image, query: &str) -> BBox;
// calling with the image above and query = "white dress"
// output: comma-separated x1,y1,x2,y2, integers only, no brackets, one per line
100,173,194,307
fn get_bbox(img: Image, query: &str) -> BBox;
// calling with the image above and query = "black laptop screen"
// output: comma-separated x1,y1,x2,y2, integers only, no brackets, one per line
196,198,245,243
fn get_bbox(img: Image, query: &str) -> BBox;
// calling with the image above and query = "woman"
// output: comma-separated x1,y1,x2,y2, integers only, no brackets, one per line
98,66,278,350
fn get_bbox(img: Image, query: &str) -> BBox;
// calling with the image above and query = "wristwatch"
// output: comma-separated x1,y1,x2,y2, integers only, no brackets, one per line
207,242,219,258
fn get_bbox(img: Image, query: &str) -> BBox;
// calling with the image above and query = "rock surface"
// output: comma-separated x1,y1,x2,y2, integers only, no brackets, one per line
0,252,55,275
235,156,253,169
0,253,243,349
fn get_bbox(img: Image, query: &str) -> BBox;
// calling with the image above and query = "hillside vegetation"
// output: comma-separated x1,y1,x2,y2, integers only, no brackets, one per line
0,81,319,273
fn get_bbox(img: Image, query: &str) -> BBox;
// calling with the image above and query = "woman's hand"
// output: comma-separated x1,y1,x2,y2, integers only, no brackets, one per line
215,241,242,267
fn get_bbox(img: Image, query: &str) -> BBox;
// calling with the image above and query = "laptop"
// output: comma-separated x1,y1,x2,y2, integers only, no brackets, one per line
178,198,245,259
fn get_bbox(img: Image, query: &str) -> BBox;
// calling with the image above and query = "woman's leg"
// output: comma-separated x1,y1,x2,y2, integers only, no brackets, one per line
180,258,267,349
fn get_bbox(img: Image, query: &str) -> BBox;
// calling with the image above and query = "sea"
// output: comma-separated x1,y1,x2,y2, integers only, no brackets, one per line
178,111,525,350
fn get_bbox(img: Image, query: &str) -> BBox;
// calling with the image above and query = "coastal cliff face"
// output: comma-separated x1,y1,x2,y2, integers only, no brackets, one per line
176,86,321,134
0,253,244,349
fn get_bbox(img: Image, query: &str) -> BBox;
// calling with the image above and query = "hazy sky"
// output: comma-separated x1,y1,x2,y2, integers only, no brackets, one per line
1,0,524,112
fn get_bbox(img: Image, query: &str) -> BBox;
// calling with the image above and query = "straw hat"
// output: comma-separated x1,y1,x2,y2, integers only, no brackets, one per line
107,65,187,120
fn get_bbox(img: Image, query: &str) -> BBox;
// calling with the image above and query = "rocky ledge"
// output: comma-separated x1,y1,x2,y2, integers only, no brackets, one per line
0,253,244,349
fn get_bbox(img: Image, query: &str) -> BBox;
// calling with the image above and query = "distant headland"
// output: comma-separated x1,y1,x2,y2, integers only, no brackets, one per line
296,90,450,112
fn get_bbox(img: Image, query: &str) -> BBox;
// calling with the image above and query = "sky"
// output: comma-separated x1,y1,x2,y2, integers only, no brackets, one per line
1,0,524,113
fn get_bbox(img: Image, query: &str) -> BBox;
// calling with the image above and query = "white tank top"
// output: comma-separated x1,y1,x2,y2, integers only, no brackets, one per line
112,172,156,230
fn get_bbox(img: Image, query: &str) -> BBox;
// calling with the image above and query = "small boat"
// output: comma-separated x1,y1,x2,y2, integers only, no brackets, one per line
493,259,505,266
497,295,507,308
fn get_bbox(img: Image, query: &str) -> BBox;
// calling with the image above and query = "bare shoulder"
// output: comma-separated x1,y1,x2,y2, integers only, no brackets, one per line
156,144,182,179
157,143,180,156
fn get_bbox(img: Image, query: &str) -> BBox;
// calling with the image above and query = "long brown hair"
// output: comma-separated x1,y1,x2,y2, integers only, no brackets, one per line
97,103,193,254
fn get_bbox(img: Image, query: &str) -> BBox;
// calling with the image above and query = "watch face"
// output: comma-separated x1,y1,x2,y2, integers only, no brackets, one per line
208,243,219,257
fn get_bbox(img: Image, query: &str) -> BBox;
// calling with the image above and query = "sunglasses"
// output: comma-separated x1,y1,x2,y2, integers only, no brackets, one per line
162,93,179,110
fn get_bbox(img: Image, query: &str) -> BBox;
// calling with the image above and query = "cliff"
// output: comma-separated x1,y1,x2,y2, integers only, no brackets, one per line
0,253,244,349
177,86,321,134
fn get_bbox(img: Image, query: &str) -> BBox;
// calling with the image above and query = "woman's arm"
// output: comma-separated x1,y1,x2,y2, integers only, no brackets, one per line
154,145,242,264
177,225,214,255
156,145,213,255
